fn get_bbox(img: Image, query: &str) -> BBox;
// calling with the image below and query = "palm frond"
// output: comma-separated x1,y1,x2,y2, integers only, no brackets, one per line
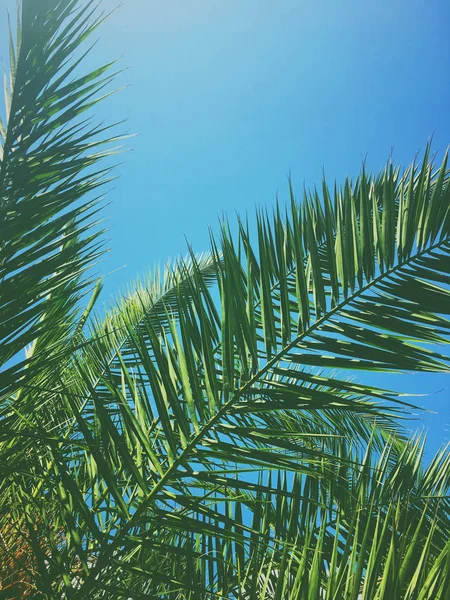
45,148,449,598
0,0,122,397
1,1,450,598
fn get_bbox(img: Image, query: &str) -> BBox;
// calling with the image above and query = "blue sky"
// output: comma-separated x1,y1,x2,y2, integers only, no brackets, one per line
2,0,450,455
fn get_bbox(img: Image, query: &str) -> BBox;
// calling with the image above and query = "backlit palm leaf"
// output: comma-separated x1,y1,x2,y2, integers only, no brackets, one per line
0,1,449,598
53,149,449,598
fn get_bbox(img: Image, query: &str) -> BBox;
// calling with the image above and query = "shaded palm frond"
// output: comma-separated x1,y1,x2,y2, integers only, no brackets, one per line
0,0,123,398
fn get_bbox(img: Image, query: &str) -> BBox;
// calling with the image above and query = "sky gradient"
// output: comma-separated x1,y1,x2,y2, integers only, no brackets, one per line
1,0,449,455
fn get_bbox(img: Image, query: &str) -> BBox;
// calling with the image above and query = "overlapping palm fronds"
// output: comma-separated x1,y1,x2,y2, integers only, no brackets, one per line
234,437,450,600
1,1,449,598
59,145,448,599
0,0,120,594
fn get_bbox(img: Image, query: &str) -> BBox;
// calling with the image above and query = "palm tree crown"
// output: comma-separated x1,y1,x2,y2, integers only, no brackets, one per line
1,1,449,598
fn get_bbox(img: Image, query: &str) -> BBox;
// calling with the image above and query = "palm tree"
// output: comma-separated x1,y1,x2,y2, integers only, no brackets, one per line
1,1,449,598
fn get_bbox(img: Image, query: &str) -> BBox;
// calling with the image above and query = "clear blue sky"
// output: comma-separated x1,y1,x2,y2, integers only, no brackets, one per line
1,0,449,455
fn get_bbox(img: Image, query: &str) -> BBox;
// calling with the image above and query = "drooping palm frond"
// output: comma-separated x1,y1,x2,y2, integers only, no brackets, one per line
0,0,122,398
74,252,221,388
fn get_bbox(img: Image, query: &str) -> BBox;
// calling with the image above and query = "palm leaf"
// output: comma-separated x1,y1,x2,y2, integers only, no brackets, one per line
52,149,448,598
0,0,123,398
1,1,450,597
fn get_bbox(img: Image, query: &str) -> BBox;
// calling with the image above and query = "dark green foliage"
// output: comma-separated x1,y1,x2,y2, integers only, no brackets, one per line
1,2,449,598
